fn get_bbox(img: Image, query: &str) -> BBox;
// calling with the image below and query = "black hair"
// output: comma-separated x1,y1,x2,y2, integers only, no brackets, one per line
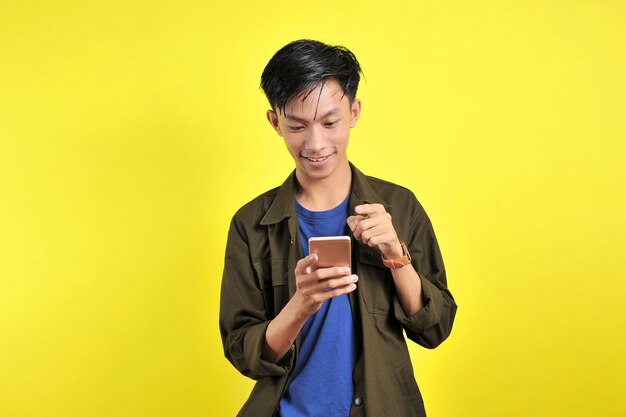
260,39,362,115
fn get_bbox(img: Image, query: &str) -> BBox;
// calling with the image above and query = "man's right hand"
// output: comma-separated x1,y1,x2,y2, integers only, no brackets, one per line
262,254,358,363
293,253,358,319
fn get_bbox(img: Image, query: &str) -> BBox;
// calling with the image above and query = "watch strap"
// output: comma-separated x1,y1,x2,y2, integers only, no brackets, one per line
381,241,412,269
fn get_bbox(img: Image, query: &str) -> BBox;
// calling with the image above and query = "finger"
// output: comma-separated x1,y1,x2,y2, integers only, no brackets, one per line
355,203,384,216
307,284,357,305
355,212,395,240
360,223,389,245
324,281,358,297
299,274,358,299
352,215,386,240
312,273,358,290
295,253,318,275
365,231,397,248
346,215,367,232
352,215,377,234
359,220,396,241
313,266,352,280
314,277,359,300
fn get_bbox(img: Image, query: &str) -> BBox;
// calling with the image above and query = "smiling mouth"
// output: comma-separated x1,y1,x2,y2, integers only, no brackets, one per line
302,154,332,163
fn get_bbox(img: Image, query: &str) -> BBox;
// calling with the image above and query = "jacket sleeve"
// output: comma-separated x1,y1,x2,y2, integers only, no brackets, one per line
393,203,458,349
219,216,295,380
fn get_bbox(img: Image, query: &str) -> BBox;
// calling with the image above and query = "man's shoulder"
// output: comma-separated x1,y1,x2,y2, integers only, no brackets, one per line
233,185,281,220
364,174,413,194
361,174,424,213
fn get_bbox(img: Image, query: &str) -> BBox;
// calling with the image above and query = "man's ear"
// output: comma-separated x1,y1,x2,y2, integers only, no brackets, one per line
350,99,362,128
266,110,283,137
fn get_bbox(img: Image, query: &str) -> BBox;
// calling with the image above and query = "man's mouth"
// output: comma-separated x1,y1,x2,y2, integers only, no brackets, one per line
302,154,332,163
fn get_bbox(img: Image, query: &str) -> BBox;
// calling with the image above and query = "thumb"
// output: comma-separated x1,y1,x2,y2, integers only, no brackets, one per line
295,253,318,275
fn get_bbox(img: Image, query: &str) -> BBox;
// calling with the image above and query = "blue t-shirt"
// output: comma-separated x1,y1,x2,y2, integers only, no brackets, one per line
277,196,358,417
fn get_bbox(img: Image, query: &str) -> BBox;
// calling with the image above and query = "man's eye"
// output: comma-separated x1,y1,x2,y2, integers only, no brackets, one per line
325,121,338,127
289,126,304,131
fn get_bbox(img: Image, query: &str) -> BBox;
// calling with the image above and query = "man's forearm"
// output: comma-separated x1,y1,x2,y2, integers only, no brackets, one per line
391,264,424,317
261,295,308,363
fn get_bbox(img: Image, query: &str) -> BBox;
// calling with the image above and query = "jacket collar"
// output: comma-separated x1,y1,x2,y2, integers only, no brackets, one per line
260,162,388,226
259,170,298,226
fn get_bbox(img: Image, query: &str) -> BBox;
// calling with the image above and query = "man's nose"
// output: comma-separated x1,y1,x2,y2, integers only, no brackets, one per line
304,125,326,151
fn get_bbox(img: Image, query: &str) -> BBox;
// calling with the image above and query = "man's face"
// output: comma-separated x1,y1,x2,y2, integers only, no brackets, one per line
267,79,361,185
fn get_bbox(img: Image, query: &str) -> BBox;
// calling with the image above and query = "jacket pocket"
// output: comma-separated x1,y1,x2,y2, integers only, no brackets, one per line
394,364,425,414
253,258,289,318
357,242,395,315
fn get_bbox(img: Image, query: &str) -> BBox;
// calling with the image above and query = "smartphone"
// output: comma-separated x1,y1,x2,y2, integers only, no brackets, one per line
308,236,352,271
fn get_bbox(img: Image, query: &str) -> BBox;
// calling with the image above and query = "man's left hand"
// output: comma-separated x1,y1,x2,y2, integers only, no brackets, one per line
347,203,403,259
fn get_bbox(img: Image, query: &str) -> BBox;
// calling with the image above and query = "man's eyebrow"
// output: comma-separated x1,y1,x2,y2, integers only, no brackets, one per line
284,108,341,123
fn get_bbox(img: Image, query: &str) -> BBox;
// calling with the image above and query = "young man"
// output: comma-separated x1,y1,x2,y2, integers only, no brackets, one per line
220,39,457,417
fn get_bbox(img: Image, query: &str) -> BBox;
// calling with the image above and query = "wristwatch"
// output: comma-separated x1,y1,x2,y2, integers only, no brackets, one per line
381,241,412,269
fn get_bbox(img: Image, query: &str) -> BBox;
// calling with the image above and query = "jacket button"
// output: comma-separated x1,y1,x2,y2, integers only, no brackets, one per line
354,397,363,406
365,251,373,260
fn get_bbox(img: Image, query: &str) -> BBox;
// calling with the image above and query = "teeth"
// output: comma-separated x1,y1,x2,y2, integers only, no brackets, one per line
305,155,329,162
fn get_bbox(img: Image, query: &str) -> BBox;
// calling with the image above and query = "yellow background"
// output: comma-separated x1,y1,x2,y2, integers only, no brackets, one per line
1,1,625,416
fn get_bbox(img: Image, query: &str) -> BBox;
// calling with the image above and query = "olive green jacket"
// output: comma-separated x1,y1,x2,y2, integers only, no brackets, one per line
220,164,457,416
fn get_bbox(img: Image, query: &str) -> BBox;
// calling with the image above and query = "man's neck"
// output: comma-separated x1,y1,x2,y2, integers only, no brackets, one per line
295,163,352,211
